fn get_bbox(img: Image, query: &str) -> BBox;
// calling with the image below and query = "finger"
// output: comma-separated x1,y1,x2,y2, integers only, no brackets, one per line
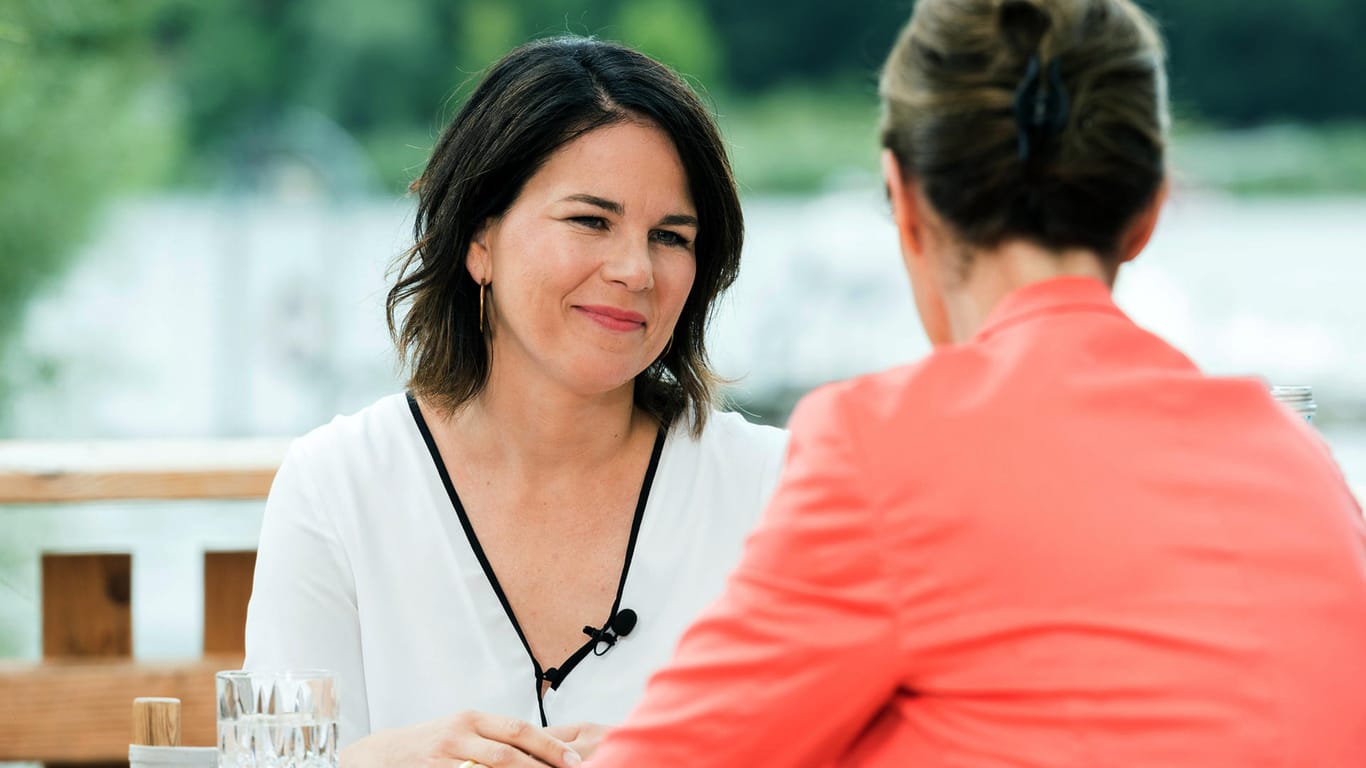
541,725,579,742
546,722,607,760
472,713,581,767
455,735,557,768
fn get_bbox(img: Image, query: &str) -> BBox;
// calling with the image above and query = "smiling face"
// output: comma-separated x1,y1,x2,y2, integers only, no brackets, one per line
466,119,699,399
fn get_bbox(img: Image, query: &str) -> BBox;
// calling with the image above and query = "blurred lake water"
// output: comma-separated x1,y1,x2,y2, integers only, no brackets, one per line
3,187,1365,659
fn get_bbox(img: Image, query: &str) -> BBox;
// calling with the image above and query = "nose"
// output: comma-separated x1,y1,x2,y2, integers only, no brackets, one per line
601,238,653,292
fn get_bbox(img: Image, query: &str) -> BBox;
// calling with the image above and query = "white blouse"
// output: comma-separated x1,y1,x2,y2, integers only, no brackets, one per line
243,393,788,747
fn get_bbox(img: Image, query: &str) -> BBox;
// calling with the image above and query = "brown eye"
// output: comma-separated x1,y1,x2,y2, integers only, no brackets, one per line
651,229,690,247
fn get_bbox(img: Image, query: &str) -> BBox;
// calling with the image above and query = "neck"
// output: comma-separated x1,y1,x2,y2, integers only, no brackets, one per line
941,240,1115,343
428,364,647,479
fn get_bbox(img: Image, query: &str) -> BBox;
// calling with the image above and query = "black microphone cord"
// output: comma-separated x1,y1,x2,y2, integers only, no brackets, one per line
540,608,639,689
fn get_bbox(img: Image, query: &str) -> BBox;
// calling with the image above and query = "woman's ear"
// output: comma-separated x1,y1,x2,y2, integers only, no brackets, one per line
882,149,955,347
466,222,493,284
881,149,923,259
1117,181,1168,264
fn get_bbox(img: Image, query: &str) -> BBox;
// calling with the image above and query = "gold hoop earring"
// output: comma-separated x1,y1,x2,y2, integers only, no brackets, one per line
479,281,487,334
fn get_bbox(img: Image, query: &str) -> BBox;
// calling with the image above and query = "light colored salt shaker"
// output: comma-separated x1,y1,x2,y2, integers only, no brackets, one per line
129,697,217,768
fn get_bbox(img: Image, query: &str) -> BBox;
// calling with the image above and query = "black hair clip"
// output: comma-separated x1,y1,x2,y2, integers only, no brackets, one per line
1012,55,1071,163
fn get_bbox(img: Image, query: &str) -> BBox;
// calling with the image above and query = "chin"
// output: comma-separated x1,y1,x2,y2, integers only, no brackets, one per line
561,356,649,396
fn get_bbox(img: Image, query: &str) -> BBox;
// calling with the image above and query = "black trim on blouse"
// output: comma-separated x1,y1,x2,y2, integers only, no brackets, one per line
406,392,666,727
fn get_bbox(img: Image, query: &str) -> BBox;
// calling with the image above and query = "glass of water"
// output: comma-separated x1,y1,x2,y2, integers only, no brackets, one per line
216,669,340,768
1271,384,1317,423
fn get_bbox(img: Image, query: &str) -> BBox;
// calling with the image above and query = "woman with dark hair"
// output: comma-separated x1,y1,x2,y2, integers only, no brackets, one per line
242,37,786,767
589,0,1366,765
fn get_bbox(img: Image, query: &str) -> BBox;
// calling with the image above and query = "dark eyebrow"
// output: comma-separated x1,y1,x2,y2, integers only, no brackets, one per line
562,193,697,228
659,213,699,228
561,194,623,215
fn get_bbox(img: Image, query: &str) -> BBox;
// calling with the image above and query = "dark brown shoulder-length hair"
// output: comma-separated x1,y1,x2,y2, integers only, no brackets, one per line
387,36,742,436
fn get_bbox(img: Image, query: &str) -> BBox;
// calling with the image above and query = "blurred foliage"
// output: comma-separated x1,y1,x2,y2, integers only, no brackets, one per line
705,0,910,90
3,0,1365,388
718,85,884,194
1143,0,1366,125
143,0,1366,192
0,0,178,410
149,0,731,189
619,0,722,85
152,0,460,183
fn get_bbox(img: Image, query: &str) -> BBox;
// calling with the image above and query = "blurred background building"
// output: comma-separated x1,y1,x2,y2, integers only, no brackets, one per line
2,0,1364,693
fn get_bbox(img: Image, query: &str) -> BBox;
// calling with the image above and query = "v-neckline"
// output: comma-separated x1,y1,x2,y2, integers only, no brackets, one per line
406,392,667,726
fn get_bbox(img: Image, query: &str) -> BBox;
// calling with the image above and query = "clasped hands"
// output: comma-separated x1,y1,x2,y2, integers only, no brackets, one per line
339,710,606,768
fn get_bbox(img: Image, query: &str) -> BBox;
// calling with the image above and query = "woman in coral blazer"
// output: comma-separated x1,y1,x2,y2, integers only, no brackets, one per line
587,0,1366,765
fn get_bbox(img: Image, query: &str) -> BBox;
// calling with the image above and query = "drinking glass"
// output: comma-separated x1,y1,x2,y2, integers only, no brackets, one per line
1271,384,1317,423
216,670,339,768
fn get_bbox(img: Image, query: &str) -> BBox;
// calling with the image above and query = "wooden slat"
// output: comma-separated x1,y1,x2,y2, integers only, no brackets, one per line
0,438,288,503
0,656,240,762
43,554,132,659
203,551,257,655
42,553,134,767
0,439,1358,508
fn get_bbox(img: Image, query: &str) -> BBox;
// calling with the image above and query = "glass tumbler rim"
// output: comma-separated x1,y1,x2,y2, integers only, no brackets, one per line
215,668,337,681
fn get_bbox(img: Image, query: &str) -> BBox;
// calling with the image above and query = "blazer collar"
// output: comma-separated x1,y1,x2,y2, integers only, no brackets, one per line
974,275,1125,343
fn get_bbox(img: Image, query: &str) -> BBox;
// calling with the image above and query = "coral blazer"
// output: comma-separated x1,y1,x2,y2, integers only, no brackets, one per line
590,276,1366,767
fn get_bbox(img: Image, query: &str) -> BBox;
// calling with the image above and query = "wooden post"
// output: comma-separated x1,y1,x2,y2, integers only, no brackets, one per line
203,551,256,655
42,554,132,658
42,552,132,768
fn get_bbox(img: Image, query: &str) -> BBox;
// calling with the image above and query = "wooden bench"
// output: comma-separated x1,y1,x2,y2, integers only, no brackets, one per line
0,439,288,766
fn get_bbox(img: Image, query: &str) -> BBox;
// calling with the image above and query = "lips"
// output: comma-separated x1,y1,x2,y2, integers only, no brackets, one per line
576,305,647,332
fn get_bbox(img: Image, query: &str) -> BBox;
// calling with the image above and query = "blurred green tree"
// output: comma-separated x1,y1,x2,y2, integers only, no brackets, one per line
616,0,723,86
458,0,524,77
0,0,179,657
701,0,908,90
150,0,1366,194
0,0,177,406
1142,0,1366,124
154,0,461,183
